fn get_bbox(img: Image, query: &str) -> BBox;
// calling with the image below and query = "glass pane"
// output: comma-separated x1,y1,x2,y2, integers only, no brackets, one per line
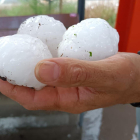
0,0,78,17
85,0,119,27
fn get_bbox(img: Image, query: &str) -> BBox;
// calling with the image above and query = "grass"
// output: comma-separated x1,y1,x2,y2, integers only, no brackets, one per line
0,0,117,27
0,0,55,16
0,0,77,17
85,2,117,27
61,1,77,14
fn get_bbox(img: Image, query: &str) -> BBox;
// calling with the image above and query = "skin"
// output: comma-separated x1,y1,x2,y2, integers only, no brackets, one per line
0,52,140,114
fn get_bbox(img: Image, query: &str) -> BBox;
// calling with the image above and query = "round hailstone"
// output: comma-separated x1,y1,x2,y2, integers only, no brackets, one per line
58,18,119,61
17,15,66,57
0,34,52,90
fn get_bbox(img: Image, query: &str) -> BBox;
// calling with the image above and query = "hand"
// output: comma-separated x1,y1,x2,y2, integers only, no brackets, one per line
0,52,140,114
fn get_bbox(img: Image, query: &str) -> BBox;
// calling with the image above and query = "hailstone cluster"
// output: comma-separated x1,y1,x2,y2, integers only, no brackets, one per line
0,16,119,90
58,18,119,61
18,15,66,57
0,34,52,90
0,15,66,90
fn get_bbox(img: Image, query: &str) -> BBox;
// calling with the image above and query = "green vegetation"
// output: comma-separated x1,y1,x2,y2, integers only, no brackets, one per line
0,0,77,17
85,2,117,27
0,0,117,27
61,1,77,14
89,52,92,57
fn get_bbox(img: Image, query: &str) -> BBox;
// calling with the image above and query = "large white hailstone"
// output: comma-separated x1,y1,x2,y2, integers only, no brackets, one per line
17,15,66,57
58,18,119,61
0,34,52,90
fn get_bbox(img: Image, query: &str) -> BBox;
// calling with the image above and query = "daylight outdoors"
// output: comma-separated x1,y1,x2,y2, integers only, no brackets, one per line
0,0,139,140
0,0,118,27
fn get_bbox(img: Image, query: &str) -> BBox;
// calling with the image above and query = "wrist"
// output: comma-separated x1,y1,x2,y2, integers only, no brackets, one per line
130,51,140,107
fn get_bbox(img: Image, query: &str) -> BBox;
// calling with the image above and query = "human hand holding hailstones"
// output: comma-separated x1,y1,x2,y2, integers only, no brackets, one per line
0,16,140,114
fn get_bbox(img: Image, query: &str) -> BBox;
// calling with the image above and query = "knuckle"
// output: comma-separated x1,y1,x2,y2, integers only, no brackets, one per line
23,105,35,110
69,65,89,85
54,93,61,110
9,86,18,98
54,102,61,110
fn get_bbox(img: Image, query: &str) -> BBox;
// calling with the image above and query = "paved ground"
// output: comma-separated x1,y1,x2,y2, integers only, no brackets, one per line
99,105,136,140
0,93,137,140
0,126,82,140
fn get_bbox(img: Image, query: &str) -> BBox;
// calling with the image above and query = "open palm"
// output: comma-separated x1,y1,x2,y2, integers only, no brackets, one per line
0,53,140,114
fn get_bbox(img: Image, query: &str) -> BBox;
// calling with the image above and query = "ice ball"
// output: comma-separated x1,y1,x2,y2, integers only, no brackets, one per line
17,15,66,57
0,34,52,90
58,18,119,61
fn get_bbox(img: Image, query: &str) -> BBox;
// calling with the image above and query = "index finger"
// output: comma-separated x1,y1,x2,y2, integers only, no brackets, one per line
0,79,59,110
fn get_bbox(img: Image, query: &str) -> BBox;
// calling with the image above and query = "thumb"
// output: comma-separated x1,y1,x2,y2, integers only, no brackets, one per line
35,57,116,87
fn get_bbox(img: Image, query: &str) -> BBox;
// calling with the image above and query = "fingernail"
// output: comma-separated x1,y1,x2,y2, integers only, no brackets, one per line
36,61,60,82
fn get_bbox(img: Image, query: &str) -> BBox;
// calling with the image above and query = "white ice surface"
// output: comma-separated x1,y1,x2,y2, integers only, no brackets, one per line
58,18,119,61
0,34,52,90
18,15,66,57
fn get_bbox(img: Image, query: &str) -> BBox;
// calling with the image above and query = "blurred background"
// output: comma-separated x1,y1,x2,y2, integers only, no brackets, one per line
0,0,118,27
0,0,138,140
